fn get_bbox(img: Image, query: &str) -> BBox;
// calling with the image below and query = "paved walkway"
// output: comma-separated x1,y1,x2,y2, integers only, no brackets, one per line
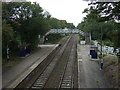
2,45,58,88
77,44,109,88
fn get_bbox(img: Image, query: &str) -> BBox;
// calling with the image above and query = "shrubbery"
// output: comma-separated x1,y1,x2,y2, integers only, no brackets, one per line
45,34,63,44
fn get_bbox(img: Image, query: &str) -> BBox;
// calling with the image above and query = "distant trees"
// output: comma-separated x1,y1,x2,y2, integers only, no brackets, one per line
67,23,75,29
2,2,75,59
48,18,75,29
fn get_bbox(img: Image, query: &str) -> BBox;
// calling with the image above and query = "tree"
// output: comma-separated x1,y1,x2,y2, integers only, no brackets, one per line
2,20,13,58
2,2,51,47
2,2,53,58
87,2,120,48
78,2,119,48
67,23,75,29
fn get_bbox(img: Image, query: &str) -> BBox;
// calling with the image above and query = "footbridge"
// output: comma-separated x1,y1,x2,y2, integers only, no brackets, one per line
45,28,85,36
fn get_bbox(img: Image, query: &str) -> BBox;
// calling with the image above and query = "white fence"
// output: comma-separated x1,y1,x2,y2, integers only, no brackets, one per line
93,40,119,55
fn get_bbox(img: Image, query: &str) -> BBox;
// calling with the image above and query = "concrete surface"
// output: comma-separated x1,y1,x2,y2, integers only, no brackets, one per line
2,44,58,88
77,44,109,88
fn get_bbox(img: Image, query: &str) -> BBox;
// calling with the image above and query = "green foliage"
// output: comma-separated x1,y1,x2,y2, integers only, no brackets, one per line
2,20,20,57
48,18,75,29
79,35,85,40
103,40,113,47
110,23,120,48
77,2,120,49
98,54,102,59
88,2,120,21
45,34,62,44
2,2,75,59
2,21,13,41
2,21,13,57
67,23,75,29
2,2,50,59
96,79,100,83
87,2,120,48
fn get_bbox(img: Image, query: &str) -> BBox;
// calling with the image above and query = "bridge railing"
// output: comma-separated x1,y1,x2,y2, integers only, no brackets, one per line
49,29,83,34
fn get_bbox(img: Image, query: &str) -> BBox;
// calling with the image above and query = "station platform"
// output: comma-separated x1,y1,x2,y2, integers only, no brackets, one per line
2,44,59,88
77,44,109,88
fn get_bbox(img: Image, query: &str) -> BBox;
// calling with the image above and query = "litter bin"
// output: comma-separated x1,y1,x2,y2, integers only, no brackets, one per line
90,46,98,59
19,49,26,57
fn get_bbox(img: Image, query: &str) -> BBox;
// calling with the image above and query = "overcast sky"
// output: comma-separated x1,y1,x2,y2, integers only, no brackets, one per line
27,0,89,26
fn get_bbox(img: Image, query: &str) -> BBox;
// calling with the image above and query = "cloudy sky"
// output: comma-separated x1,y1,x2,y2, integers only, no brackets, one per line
27,0,89,26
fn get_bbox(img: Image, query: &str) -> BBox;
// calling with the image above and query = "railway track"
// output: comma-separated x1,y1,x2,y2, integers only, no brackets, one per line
60,35,78,89
15,34,78,89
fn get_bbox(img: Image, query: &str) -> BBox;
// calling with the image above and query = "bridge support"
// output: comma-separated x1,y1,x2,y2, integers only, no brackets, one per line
85,33,91,45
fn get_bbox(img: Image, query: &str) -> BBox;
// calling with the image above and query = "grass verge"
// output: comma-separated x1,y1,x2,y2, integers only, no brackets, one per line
103,55,119,88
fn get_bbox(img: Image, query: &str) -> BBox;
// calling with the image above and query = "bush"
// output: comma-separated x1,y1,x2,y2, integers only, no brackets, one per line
103,40,114,47
2,40,19,59
45,34,63,44
80,35,85,40
98,54,102,59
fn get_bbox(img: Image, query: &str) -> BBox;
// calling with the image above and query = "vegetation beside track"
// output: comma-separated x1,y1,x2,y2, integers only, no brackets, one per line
103,55,119,88
44,34,68,44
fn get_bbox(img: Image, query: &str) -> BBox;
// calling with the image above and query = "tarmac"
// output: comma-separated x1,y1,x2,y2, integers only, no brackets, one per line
77,44,109,88
2,44,58,88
